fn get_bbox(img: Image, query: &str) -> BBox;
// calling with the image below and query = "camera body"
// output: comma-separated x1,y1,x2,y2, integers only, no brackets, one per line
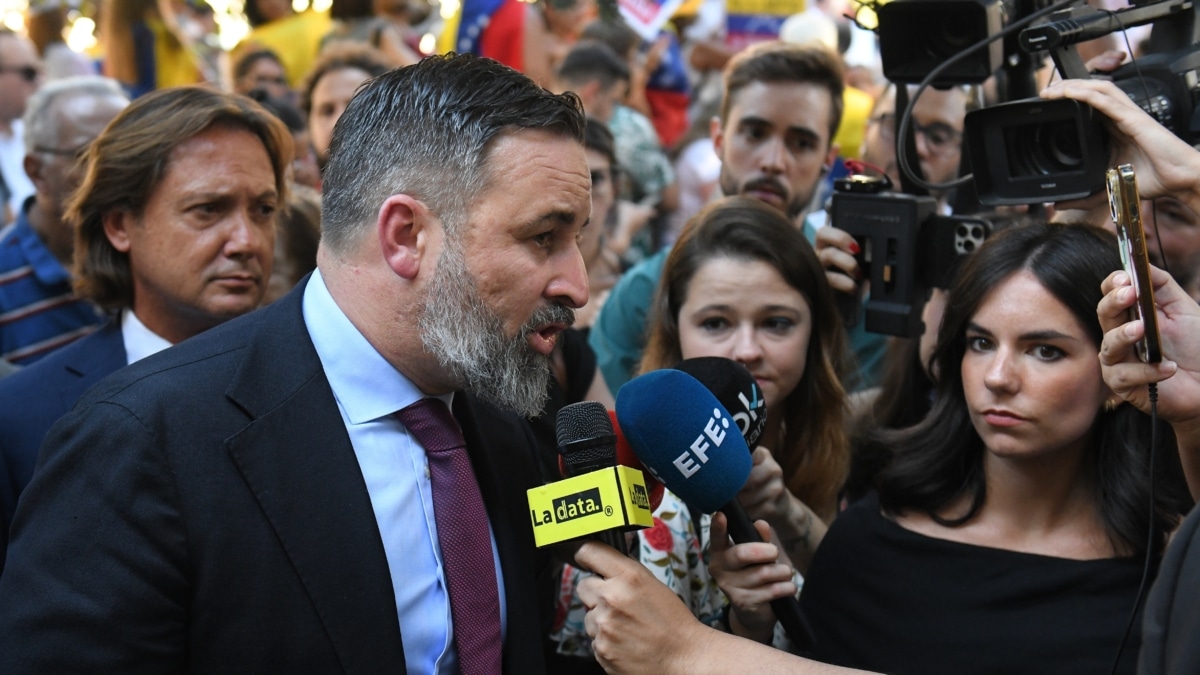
967,45,1200,205
830,178,990,337
878,0,1013,86
878,0,1200,206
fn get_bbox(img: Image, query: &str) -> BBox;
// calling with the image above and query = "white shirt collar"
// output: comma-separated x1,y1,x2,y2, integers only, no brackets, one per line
120,307,174,365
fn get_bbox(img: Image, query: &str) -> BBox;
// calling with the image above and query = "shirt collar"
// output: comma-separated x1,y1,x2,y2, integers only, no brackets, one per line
302,268,453,424
121,307,174,365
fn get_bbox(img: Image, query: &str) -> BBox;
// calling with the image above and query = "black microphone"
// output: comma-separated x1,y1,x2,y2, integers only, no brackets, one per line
555,401,628,554
673,356,767,448
616,369,815,651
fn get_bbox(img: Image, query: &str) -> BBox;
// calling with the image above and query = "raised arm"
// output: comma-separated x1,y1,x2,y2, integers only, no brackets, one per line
1097,266,1200,498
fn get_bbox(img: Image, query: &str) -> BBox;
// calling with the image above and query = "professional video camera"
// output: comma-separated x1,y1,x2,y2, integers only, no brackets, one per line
967,0,1200,205
830,0,1198,337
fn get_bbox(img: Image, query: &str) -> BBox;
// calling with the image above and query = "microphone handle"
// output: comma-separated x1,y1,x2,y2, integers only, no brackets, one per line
596,529,629,557
719,501,816,652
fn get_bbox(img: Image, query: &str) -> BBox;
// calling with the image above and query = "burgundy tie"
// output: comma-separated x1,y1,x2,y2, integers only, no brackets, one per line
395,398,503,675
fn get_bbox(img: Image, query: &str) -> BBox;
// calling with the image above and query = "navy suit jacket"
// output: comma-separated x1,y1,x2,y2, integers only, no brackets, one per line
0,283,554,673
0,318,125,573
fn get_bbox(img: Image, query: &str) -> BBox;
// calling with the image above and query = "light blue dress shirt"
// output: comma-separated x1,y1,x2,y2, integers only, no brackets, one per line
302,270,506,675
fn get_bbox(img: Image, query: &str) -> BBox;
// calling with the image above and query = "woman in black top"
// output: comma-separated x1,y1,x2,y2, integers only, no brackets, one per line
800,222,1192,674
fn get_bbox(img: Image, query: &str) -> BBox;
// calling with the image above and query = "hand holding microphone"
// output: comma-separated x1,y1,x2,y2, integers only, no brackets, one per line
615,368,815,651
708,513,797,644
675,357,828,575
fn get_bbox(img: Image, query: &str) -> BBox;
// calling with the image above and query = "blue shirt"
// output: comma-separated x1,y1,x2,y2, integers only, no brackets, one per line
0,203,104,365
301,270,506,675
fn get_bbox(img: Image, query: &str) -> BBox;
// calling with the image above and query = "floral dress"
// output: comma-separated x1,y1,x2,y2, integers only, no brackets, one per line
551,489,796,656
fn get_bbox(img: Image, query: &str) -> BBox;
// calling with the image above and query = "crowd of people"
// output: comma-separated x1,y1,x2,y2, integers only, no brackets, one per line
1,1,1199,673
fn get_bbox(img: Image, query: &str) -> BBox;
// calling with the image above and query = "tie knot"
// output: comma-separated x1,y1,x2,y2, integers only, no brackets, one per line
395,398,466,455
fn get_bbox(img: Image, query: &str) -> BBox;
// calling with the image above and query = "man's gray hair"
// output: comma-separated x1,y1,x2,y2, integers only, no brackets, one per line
23,76,127,153
320,53,586,254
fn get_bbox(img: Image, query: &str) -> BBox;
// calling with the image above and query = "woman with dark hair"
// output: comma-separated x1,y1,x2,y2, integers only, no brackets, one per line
574,119,623,329
554,196,850,659
232,49,290,101
800,222,1193,675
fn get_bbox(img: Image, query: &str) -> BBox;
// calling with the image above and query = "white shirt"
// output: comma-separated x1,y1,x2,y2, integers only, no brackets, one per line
120,308,173,365
301,269,506,675
0,120,35,222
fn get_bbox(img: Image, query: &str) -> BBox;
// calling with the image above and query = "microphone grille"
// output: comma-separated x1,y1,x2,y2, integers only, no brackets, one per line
556,401,617,476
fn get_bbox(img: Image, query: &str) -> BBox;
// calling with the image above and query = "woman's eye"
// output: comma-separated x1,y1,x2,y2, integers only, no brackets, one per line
1033,345,1064,361
967,336,992,352
763,317,794,332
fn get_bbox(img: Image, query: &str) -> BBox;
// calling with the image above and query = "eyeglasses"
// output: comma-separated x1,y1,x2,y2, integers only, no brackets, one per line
872,112,962,155
33,144,89,161
0,65,40,83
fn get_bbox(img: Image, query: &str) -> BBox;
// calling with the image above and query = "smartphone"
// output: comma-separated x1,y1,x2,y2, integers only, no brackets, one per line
1107,164,1162,363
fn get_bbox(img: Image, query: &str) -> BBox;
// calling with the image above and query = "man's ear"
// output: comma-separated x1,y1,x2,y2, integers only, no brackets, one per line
710,116,725,156
22,154,45,190
378,194,432,280
824,142,841,172
102,210,133,253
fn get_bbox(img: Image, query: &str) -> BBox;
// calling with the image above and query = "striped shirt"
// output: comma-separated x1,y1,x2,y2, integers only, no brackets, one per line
0,207,104,365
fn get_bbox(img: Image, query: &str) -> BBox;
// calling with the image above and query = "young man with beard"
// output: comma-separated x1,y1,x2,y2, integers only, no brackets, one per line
589,41,845,393
0,55,588,674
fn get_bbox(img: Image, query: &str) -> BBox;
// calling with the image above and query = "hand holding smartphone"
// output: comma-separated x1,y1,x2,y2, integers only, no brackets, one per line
1107,164,1163,363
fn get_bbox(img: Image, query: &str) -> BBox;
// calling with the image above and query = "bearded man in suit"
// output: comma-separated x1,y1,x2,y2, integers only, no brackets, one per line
0,54,590,674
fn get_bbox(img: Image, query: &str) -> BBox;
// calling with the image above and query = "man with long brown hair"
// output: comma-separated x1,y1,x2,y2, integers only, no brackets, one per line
0,85,290,572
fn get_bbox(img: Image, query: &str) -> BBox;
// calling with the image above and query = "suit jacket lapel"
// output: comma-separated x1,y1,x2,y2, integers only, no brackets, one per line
223,287,406,673
59,318,126,412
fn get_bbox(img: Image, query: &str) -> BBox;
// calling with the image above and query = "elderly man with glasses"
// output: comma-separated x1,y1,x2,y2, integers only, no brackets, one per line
0,29,42,221
0,76,128,367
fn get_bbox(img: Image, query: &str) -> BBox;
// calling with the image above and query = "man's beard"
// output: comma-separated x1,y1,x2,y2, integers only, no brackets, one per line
419,242,574,417
720,166,813,220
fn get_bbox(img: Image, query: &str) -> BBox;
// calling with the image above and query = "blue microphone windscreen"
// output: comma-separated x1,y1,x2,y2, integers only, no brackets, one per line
615,369,752,514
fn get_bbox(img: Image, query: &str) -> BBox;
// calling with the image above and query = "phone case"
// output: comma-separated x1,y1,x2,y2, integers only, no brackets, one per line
1107,164,1162,363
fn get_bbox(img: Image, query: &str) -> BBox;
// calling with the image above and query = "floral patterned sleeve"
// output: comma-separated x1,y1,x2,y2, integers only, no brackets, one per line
550,490,727,658
550,489,805,657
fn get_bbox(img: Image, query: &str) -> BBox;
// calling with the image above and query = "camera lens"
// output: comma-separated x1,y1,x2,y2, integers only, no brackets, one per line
1005,120,1083,177
926,14,976,59
1037,121,1083,170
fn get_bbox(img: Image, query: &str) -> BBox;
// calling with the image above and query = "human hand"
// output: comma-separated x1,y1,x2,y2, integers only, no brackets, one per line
575,544,878,675
575,541,709,674
738,446,791,524
1097,266,1200,430
815,226,861,295
1084,48,1126,74
708,513,795,643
